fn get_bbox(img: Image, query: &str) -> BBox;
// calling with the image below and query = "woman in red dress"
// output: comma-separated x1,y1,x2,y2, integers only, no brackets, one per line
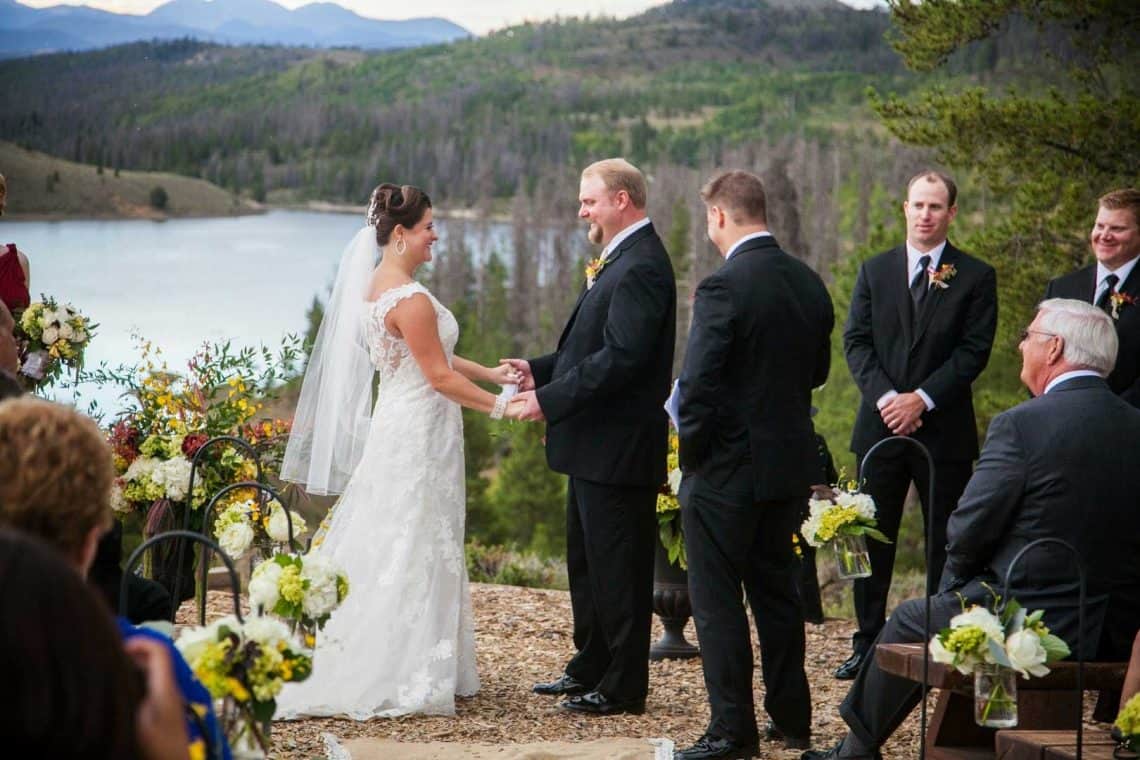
0,173,31,313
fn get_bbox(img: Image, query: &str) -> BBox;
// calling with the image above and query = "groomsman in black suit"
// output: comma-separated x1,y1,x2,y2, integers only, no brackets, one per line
508,158,677,716
673,171,833,759
1046,188,1140,407
838,171,997,680
803,298,1140,759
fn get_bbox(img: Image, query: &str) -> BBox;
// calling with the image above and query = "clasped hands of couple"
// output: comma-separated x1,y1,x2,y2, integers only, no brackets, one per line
489,358,544,422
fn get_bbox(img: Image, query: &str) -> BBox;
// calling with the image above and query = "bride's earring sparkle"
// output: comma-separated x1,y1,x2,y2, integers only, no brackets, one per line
395,238,407,256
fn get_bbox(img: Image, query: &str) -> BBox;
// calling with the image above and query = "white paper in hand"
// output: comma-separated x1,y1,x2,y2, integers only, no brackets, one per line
664,378,681,429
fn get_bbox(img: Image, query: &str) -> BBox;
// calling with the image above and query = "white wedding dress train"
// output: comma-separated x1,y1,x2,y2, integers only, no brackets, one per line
277,282,479,719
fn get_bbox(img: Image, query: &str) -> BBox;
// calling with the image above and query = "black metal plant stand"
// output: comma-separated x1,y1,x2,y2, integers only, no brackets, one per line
122,530,244,623
999,537,1087,760
165,436,263,622
199,481,296,626
860,435,935,760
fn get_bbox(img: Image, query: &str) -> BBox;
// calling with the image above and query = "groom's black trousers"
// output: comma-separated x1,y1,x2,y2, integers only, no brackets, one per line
680,469,812,742
563,477,657,703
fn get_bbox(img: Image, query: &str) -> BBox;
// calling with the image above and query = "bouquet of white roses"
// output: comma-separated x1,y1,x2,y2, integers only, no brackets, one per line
248,553,350,643
16,296,95,387
929,593,1070,726
212,497,307,560
176,614,312,754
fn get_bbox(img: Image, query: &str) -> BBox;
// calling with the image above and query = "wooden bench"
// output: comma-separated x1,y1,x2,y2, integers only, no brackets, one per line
875,643,1127,760
993,729,1117,759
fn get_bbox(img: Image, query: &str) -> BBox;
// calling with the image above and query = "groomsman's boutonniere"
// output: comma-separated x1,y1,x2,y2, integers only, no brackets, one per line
927,263,957,289
585,256,607,289
1110,291,1137,320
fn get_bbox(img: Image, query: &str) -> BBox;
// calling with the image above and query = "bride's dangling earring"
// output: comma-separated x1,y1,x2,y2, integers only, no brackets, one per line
395,238,407,257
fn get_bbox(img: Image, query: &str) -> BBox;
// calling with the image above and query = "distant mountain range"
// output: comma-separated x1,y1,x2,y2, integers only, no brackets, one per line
0,0,470,58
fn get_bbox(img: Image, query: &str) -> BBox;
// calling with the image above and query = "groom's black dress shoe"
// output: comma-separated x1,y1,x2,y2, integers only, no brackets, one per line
833,651,865,680
673,733,759,759
559,690,645,716
532,674,589,697
763,720,811,750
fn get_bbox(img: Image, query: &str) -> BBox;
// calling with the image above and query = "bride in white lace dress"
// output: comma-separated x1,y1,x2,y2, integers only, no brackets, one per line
277,184,523,719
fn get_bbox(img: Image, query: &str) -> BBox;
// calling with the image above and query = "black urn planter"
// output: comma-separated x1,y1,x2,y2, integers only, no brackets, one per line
650,541,700,660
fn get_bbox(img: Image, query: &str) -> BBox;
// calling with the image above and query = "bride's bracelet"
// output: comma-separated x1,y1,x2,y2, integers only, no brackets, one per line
489,391,510,420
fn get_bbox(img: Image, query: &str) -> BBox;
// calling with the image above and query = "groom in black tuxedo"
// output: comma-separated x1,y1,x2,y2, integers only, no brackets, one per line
803,298,1140,759
509,158,676,715
673,171,833,759
838,170,997,680
1045,188,1140,407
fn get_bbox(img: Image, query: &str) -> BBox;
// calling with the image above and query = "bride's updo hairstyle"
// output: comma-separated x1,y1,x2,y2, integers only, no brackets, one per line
366,183,432,247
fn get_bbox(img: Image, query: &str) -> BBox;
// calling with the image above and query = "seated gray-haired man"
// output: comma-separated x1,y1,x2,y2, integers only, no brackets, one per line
803,298,1140,759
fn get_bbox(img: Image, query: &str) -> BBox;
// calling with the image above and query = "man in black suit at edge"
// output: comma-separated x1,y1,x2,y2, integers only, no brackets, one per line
672,170,834,759
802,298,1140,759
506,158,677,716
838,170,997,680
1046,188,1140,407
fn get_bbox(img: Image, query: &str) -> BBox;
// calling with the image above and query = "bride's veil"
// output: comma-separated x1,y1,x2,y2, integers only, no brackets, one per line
281,226,378,495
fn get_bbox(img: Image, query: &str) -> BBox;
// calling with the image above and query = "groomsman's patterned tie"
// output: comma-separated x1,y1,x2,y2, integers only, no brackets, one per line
910,254,931,311
1096,273,1119,312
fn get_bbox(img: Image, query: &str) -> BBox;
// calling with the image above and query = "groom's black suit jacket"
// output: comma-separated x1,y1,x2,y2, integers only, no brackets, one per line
531,222,676,488
1046,262,1140,407
845,242,997,460
940,376,1140,659
678,235,834,500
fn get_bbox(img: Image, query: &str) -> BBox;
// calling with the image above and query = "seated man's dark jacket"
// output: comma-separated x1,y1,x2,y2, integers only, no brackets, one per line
940,376,1140,660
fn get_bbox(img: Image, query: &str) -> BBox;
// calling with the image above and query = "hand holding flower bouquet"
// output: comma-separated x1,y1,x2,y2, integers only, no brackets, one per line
929,591,1071,727
16,296,95,388
800,475,890,579
176,615,312,755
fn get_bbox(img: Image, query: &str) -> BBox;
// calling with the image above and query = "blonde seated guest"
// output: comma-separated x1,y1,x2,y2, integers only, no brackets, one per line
0,397,231,760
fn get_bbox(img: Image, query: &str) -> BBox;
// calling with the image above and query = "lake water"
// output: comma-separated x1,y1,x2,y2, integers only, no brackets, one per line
4,209,514,414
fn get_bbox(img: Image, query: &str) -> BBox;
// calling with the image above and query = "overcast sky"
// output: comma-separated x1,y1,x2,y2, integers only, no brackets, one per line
16,0,884,36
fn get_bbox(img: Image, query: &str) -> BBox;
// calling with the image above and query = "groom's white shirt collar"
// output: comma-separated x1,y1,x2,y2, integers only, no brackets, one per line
1044,369,1103,394
725,231,772,261
602,217,651,261
906,240,947,286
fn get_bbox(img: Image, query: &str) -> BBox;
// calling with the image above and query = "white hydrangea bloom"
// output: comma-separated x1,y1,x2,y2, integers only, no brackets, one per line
242,614,292,647
301,555,343,619
109,483,130,515
218,522,254,559
154,457,193,501
124,455,159,482
266,507,307,543
249,561,283,610
667,468,682,496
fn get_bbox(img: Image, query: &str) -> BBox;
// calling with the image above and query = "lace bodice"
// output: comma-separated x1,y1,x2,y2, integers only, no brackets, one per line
365,282,459,389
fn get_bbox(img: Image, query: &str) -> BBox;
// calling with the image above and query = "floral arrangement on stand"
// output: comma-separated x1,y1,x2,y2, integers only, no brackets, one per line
928,592,1071,727
14,296,95,389
248,553,350,647
213,495,308,561
800,475,890,579
1115,693,1140,754
656,431,686,568
176,615,312,757
96,337,302,531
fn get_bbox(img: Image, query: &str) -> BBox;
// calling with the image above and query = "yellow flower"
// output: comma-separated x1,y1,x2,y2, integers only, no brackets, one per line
188,739,207,760
226,677,251,702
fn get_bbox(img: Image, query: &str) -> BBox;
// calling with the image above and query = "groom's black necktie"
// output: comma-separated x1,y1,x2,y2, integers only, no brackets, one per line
1096,273,1119,312
910,254,931,311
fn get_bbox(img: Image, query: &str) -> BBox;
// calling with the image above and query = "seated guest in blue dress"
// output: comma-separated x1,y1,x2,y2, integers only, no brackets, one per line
0,397,232,760
802,298,1140,759
0,527,190,760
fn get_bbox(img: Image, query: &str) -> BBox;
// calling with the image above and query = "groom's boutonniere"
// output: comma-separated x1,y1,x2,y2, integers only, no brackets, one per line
1110,291,1137,320
585,256,607,289
927,263,957,289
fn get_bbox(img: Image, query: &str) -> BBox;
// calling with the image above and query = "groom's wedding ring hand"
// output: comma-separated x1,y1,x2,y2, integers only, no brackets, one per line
501,358,535,391
514,390,546,422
